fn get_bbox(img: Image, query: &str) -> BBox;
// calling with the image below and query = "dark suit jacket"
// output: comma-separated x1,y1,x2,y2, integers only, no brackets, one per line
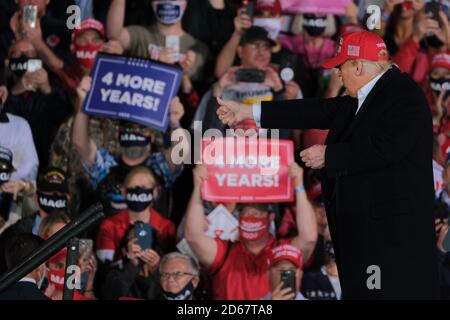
261,67,440,299
0,281,50,300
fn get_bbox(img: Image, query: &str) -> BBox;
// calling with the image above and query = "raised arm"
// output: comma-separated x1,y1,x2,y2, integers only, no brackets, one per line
184,165,218,268
106,0,131,50
288,163,317,262
216,96,354,130
72,76,97,167
214,8,251,78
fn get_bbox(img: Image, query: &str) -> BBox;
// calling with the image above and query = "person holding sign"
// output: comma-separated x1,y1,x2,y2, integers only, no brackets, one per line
184,162,317,300
216,30,440,299
72,76,189,216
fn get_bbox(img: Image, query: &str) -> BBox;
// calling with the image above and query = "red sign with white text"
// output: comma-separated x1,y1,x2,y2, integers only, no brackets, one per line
201,137,294,203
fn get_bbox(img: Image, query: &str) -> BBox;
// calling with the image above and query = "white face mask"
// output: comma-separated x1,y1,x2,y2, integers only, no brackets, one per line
253,18,282,40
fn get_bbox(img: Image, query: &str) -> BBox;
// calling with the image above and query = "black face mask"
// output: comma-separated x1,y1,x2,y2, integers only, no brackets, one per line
125,187,153,212
0,170,10,186
303,14,327,37
429,77,450,100
119,131,150,148
9,55,29,78
38,192,67,214
425,35,444,49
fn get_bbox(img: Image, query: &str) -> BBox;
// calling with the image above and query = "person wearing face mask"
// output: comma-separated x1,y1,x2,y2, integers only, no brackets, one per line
0,0,74,70
0,145,36,236
424,53,450,137
15,167,70,237
52,18,124,100
96,166,176,264
106,0,209,85
0,233,49,300
215,0,299,81
159,252,200,300
279,12,337,98
4,39,72,169
36,212,97,300
72,76,188,217
387,1,450,84
99,223,163,300
184,163,317,300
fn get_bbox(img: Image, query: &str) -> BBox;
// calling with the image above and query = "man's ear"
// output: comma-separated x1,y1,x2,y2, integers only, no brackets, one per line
192,275,200,289
355,60,364,76
152,187,159,201
4,59,9,69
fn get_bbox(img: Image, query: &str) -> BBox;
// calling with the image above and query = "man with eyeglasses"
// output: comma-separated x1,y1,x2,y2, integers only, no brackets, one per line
159,252,200,300
216,30,440,299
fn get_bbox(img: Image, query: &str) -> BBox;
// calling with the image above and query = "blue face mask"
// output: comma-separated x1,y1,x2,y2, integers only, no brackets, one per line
163,281,194,300
153,0,185,25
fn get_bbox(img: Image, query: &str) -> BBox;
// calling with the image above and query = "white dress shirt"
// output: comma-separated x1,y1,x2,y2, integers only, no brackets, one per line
251,70,388,126
355,71,386,114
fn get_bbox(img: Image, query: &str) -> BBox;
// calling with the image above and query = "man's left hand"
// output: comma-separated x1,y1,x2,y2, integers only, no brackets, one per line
300,144,327,169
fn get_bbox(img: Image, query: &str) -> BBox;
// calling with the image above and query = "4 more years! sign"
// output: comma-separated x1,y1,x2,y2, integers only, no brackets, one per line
82,53,183,131
201,137,294,203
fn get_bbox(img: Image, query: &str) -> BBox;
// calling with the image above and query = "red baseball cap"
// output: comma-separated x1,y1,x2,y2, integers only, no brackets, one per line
255,0,282,15
431,53,450,70
48,247,68,264
72,18,105,40
268,244,303,268
323,31,389,69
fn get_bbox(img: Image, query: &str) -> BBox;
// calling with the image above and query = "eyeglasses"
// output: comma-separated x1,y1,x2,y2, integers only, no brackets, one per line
244,42,272,52
160,271,195,281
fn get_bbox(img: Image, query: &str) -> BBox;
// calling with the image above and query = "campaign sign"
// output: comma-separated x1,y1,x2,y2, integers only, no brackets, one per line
283,0,350,15
201,137,294,203
82,53,183,131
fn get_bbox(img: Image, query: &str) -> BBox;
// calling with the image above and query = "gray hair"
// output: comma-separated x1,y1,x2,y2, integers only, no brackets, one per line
159,252,200,276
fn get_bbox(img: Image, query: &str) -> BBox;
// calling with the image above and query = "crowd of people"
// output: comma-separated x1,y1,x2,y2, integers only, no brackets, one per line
0,0,449,300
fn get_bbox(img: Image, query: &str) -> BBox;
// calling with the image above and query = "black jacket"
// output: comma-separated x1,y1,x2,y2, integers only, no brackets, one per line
0,281,50,300
261,67,440,299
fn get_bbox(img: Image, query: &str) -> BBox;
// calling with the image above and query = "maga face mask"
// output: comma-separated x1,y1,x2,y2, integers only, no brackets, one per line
48,268,65,291
38,192,67,214
74,42,103,70
239,216,269,241
303,14,327,37
429,77,450,100
0,170,11,185
9,55,29,78
253,18,282,40
125,187,153,212
163,281,194,300
153,0,185,25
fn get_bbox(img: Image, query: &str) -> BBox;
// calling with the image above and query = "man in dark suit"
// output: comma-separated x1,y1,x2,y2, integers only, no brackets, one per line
216,31,440,299
0,233,49,300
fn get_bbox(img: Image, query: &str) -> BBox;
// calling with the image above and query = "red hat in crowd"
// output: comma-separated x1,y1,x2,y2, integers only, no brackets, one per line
268,244,303,268
255,0,282,15
431,53,450,70
323,31,389,69
48,247,68,264
72,18,105,40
